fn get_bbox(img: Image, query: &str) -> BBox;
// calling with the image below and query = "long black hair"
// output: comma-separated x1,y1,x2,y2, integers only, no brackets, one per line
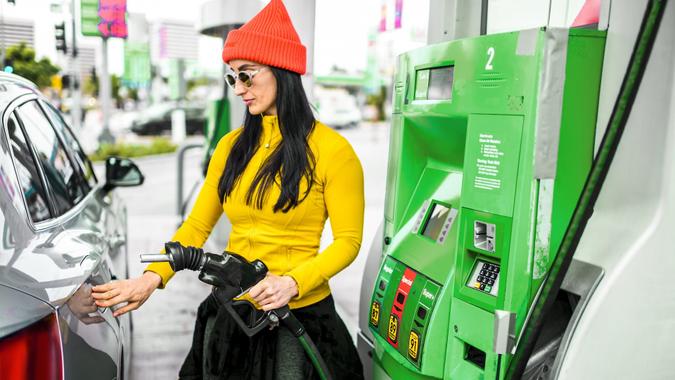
217,66,316,213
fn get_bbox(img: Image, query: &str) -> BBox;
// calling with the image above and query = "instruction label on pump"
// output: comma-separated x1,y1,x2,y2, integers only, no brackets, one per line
462,114,523,216
475,133,504,190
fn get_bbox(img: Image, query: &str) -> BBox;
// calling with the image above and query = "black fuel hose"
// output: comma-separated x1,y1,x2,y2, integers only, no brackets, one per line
141,243,333,379
274,306,333,380
505,0,669,378
299,334,332,380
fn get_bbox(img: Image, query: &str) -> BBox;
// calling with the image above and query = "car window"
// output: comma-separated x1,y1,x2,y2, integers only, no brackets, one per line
16,101,86,215
5,112,51,222
41,101,97,189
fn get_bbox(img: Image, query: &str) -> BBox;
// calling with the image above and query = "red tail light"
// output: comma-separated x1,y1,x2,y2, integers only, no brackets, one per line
0,313,63,380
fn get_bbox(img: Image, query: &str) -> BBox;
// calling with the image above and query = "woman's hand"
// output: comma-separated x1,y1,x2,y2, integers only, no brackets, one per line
92,271,162,317
67,284,105,325
248,274,298,311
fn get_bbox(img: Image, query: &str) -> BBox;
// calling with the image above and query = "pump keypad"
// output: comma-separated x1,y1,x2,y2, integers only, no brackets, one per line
466,260,500,296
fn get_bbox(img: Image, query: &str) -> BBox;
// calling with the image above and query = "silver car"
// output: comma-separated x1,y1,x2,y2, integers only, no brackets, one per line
0,73,143,379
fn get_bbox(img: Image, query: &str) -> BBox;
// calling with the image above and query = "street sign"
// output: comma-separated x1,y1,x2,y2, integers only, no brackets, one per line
123,41,151,88
81,0,128,38
394,0,403,29
98,0,127,38
81,0,101,36
168,59,186,100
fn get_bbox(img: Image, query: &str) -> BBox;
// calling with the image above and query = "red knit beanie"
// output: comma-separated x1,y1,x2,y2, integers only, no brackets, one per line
221,0,306,75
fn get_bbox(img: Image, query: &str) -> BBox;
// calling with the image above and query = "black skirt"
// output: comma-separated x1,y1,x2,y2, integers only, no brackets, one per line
178,293,364,380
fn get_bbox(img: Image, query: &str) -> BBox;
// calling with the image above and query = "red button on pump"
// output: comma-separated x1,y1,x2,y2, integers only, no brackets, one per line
388,268,416,348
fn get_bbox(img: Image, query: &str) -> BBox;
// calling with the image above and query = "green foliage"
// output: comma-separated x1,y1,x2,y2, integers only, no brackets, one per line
127,87,139,101
365,85,387,121
83,72,124,106
83,68,99,96
89,138,177,161
112,74,121,103
5,43,60,88
186,76,210,93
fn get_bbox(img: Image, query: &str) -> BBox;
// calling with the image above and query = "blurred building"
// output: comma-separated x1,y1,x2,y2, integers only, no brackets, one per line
0,18,34,50
372,0,429,86
77,45,97,79
152,20,199,61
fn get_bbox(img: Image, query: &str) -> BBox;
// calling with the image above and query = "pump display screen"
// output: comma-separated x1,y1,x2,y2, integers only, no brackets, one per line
421,203,451,240
427,66,454,100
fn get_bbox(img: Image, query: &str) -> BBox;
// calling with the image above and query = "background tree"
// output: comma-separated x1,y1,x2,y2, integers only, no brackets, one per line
4,42,60,88
111,74,121,107
83,67,99,97
83,70,123,108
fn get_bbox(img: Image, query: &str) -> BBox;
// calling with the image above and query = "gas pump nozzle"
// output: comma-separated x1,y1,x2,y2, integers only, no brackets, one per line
140,242,293,334
140,242,268,300
140,242,333,380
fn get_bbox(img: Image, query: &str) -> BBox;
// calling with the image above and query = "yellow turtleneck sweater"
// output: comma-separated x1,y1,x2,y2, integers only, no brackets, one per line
145,115,364,309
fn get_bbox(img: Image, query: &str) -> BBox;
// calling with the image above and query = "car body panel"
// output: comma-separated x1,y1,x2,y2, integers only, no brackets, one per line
0,283,53,337
0,72,132,379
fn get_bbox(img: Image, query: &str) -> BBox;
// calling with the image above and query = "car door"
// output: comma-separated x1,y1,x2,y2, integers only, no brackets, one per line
40,101,129,277
40,99,133,379
9,96,124,380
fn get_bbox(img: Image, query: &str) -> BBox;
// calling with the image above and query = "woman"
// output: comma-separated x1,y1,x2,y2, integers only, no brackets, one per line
91,0,365,378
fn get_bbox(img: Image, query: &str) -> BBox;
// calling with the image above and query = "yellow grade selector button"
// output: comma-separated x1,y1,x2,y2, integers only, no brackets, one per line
408,331,420,361
370,302,380,326
475,282,481,289
388,315,399,343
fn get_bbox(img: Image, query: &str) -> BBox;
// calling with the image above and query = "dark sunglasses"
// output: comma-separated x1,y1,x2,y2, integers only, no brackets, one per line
224,68,265,89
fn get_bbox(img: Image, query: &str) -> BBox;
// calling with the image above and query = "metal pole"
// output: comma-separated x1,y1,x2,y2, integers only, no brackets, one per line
70,0,82,130
480,0,488,35
284,0,315,102
427,0,453,44
176,143,203,217
1,0,5,69
427,0,483,44
98,37,114,144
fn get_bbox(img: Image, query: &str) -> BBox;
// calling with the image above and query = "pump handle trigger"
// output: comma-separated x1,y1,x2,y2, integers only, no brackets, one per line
223,299,274,337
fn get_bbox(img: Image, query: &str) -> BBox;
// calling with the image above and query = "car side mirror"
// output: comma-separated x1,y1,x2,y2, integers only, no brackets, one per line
103,156,144,192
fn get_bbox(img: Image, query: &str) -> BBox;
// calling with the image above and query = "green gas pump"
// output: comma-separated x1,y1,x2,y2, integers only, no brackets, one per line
202,98,231,174
364,27,605,379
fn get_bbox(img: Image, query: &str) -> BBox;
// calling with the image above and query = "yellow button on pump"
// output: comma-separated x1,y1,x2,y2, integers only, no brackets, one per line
371,302,381,326
388,315,399,343
408,331,420,361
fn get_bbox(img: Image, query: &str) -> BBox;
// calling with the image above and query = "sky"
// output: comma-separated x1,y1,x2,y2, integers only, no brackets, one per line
120,0,585,75
1,0,585,77
125,0,383,75
0,0,384,76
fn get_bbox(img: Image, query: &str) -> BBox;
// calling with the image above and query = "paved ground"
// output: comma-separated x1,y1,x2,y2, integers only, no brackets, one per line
112,122,389,379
